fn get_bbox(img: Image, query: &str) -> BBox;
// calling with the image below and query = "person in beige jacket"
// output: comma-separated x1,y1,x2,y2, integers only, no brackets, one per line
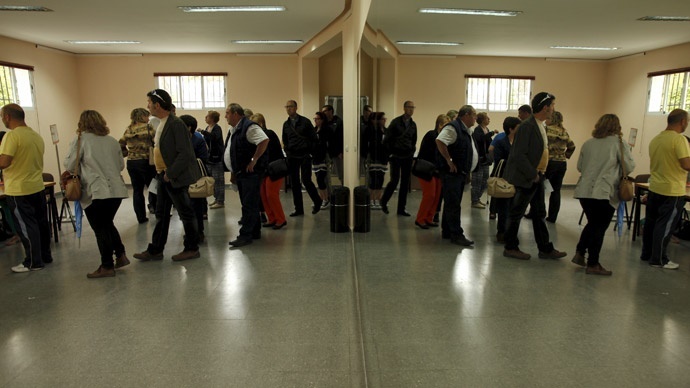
64,110,129,278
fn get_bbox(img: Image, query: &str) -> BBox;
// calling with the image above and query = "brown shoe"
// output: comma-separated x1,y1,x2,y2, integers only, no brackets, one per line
87,265,115,279
115,253,130,268
171,250,200,262
538,249,567,260
503,249,531,260
586,263,612,276
133,251,164,261
571,252,586,267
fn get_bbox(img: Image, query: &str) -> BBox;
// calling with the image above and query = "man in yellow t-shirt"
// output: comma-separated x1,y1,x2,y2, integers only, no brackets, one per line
641,109,690,270
0,104,53,272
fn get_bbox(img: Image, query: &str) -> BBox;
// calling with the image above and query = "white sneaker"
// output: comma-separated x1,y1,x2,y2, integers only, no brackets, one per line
11,264,44,273
651,261,680,270
321,200,330,209
471,202,486,209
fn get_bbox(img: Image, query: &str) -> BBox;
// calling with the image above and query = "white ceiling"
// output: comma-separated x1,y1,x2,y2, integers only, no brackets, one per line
0,0,688,60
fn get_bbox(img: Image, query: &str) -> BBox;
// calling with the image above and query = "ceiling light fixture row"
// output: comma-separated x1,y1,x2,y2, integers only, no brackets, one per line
178,6,286,13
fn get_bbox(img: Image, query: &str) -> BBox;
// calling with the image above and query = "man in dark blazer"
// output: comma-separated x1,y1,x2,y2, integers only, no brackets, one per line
503,92,566,261
134,89,201,262
381,100,417,216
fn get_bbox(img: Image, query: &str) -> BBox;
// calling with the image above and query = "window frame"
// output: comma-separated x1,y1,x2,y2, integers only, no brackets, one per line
0,61,36,108
465,74,534,112
153,72,228,110
646,67,690,114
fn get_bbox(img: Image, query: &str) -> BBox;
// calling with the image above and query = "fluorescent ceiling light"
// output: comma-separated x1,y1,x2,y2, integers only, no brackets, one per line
419,8,521,17
397,41,461,46
179,6,286,12
231,40,302,44
638,16,690,21
550,46,619,51
0,5,52,11
65,40,141,45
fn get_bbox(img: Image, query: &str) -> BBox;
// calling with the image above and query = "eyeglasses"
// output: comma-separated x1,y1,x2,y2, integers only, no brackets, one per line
404,106,415,109
285,105,296,109
538,93,554,106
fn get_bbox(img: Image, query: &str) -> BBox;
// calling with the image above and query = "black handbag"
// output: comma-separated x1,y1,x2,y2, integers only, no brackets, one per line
411,158,437,181
267,158,288,181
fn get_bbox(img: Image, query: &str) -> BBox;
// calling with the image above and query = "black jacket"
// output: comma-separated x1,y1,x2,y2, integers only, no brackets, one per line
203,124,223,164
158,115,201,188
282,114,317,158
504,116,545,188
326,115,343,158
472,126,495,165
384,114,417,158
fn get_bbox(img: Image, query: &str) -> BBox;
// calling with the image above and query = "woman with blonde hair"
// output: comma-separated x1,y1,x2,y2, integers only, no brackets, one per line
119,107,156,223
65,110,129,278
414,114,449,228
572,114,634,275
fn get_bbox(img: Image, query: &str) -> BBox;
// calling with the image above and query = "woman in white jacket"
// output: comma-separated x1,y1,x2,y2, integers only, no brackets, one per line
572,114,635,276
64,110,129,278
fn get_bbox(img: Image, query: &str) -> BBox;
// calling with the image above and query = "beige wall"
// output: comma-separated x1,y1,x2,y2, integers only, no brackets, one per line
0,36,81,181
604,42,690,177
319,48,343,103
395,55,608,184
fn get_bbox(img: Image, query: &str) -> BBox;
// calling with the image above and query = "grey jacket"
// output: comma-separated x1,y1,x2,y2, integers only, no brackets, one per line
158,115,201,188
504,116,545,189
64,132,128,209
574,135,635,208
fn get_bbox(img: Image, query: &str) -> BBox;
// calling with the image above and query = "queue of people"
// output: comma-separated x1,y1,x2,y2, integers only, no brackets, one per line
2,89,688,279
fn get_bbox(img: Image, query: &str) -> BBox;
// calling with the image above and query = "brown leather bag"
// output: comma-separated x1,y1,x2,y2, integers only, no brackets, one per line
618,140,634,202
62,134,82,201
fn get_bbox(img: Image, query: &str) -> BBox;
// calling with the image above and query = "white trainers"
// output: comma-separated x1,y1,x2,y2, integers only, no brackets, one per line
320,200,330,209
471,202,486,209
11,264,44,273
650,261,680,270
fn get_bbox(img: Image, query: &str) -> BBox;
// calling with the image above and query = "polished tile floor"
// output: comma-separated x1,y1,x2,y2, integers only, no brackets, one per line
1,187,689,387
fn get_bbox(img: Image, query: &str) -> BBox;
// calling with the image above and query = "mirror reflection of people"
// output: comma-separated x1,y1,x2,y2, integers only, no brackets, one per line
312,111,331,208
363,112,388,210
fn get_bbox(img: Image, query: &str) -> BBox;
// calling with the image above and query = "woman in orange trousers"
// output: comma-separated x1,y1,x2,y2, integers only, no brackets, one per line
251,114,287,229
415,114,449,228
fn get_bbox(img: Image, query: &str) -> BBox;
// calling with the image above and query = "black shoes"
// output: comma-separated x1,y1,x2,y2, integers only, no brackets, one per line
272,222,287,230
289,211,304,217
450,236,474,246
415,221,429,229
229,238,253,247
380,203,389,214
397,210,411,217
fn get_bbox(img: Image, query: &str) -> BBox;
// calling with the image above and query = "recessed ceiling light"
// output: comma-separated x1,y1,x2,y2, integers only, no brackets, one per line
179,6,286,12
638,16,690,21
65,40,142,45
397,41,462,46
0,5,52,11
550,46,619,51
419,8,521,17
231,40,303,44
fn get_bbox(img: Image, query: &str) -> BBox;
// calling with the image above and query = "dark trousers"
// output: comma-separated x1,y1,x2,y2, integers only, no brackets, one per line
84,198,125,269
127,159,156,222
148,174,199,254
381,156,413,212
237,172,262,240
641,191,685,265
495,197,511,234
7,191,52,268
441,172,467,239
545,160,567,221
577,198,615,266
288,157,321,212
191,198,205,234
504,179,554,252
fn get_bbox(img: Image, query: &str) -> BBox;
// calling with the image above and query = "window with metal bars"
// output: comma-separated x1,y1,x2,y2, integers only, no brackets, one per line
154,73,227,110
465,75,533,111
647,68,690,113
0,62,34,108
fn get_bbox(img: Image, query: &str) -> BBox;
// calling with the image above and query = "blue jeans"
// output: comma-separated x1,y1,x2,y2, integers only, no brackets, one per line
441,172,467,239
504,179,554,252
148,174,199,253
236,172,262,240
